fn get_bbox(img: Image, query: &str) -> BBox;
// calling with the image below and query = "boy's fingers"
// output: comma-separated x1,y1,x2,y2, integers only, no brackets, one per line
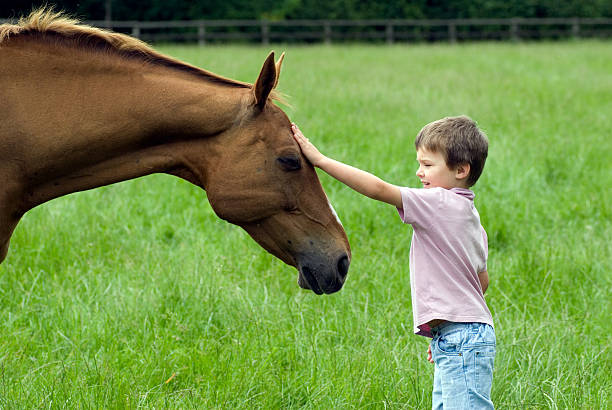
291,123,304,138
290,124,312,147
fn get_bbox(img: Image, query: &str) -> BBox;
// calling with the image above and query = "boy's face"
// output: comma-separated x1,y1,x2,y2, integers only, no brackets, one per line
415,148,469,189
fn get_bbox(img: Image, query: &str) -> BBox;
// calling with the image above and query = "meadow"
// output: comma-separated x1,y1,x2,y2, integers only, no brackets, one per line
1,41,610,408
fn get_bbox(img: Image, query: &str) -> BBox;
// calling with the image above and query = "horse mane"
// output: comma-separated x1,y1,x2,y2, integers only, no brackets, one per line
0,8,252,90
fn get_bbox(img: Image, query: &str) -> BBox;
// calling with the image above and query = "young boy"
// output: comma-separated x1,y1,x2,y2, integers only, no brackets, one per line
292,116,495,409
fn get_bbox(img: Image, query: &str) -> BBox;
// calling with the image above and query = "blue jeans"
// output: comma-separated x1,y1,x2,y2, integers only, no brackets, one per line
430,322,496,409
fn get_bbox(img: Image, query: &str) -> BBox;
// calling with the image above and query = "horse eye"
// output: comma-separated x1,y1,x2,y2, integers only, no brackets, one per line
277,156,302,171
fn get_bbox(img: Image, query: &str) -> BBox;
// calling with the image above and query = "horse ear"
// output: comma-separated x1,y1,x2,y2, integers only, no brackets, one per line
274,52,285,89
253,51,277,110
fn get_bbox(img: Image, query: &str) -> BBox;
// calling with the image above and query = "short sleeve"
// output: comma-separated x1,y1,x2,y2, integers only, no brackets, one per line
396,187,442,227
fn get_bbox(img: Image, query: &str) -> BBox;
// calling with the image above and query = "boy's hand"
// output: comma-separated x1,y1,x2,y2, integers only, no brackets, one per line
291,123,325,167
427,345,434,363
292,122,402,207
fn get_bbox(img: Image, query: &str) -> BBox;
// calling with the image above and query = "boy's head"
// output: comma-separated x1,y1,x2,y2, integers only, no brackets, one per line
415,116,488,187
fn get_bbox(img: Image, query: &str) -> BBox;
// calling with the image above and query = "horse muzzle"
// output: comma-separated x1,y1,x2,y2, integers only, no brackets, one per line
297,253,350,295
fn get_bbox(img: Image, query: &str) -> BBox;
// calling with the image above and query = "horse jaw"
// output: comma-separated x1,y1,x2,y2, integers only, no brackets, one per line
239,214,350,295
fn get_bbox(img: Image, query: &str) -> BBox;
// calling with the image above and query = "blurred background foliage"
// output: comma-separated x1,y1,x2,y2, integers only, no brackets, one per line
2,0,612,20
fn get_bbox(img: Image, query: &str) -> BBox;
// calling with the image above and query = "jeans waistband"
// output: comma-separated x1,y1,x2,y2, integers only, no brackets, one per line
431,322,487,337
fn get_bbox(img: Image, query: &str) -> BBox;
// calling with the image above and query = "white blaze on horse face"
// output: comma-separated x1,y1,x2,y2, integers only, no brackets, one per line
326,195,343,227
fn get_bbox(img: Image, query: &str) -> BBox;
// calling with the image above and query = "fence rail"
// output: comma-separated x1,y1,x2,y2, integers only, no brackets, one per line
5,17,612,44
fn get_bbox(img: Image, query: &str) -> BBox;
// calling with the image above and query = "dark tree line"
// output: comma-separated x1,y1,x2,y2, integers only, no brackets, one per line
2,0,612,20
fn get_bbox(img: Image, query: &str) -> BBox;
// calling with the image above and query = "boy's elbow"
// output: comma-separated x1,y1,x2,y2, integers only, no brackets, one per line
368,179,388,201
369,180,400,207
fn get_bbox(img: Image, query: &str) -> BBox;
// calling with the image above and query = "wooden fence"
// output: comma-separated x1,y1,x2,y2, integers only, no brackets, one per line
85,17,612,44
5,17,612,44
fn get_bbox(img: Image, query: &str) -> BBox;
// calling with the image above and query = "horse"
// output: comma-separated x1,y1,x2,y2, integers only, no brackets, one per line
0,9,350,295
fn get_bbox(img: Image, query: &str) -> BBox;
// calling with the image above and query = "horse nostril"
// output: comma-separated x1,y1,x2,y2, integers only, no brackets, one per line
337,254,349,279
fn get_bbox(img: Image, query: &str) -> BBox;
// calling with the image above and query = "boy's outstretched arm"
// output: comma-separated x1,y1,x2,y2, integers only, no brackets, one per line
292,124,402,208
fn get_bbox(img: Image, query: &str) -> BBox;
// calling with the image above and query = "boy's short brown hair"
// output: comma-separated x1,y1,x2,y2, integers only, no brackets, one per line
415,115,488,187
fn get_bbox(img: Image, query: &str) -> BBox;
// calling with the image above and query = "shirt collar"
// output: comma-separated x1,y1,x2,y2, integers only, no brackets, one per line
450,187,475,201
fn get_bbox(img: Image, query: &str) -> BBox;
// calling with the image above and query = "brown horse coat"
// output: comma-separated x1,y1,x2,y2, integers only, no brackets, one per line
0,9,350,294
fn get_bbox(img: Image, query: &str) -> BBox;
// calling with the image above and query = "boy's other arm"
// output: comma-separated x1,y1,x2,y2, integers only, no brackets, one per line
478,271,489,293
292,124,402,208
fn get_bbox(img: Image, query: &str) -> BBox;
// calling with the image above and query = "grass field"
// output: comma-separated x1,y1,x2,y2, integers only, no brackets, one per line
1,41,610,408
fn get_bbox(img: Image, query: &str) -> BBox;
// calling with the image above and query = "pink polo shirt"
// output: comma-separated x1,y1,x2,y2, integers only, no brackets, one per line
397,187,493,338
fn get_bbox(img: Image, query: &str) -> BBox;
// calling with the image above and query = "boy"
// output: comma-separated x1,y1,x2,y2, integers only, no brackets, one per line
291,116,495,409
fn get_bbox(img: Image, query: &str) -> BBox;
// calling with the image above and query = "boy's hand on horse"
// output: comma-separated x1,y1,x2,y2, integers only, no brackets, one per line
291,123,325,166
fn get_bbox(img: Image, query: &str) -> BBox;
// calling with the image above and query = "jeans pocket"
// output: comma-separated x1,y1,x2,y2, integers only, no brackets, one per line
474,345,495,398
475,347,496,358
436,332,463,355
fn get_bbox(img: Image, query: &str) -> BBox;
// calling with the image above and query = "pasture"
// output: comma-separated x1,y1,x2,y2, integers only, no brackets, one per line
1,41,610,408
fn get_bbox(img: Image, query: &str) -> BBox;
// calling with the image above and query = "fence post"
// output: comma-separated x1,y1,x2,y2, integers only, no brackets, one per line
198,23,206,46
386,23,394,44
261,20,270,45
510,18,519,41
104,0,112,28
324,22,331,44
449,22,456,43
131,23,140,39
571,18,580,39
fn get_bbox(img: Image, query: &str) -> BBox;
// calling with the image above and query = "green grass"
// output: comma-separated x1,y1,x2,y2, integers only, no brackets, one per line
1,41,611,408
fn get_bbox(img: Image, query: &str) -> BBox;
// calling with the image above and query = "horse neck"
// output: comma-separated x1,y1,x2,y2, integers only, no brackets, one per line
13,46,249,211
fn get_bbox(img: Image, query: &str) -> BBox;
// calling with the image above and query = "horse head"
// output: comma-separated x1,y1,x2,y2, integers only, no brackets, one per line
0,12,350,289
199,52,351,294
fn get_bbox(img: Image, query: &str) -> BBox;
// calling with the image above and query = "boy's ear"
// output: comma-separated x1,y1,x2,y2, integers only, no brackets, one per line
455,163,471,181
